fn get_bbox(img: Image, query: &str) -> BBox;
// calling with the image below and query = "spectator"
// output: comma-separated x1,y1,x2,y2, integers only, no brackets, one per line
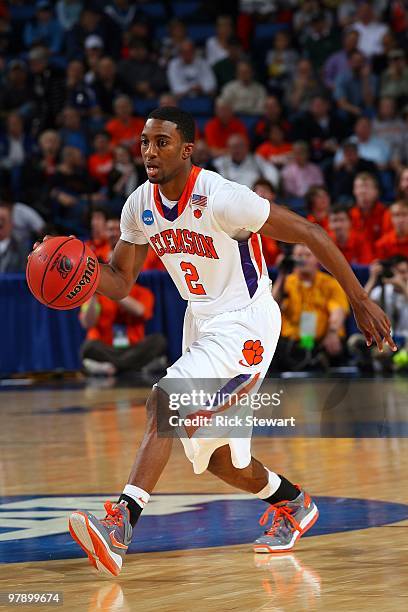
328,204,373,264
80,286,166,377
303,12,341,71
93,56,129,116
272,243,349,371
281,141,324,199
20,129,61,214
285,58,325,113
305,186,331,231
365,256,408,339
206,15,234,66
252,178,281,267
219,60,267,115
158,92,178,108
0,113,35,197
350,172,389,243
0,113,35,171
265,30,298,93
28,46,65,131
105,95,144,158
323,29,360,91
63,59,97,116
191,140,217,173
104,0,137,31
292,95,346,164
10,201,45,246
349,255,408,371
118,37,167,99
334,50,377,118
353,1,388,58
88,131,113,187
49,145,101,236
56,0,83,32
0,60,33,117
255,125,293,168
213,134,279,189
23,1,63,56
254,96,291,146
293,0,333,44
375,200,408,258
85,205,110,262
397,166,408,203
66,7,118,61
79,217,166,376
330,140,378,203
372,97,406,169
334,117,391,169
107,145,139,210
83,35,104,85
59,106,89,156
167,39,216,98
105,214,120,260
380,48,408,104
204,98,248,157
159,18,188,67
212,36,244,91
0,202,28,273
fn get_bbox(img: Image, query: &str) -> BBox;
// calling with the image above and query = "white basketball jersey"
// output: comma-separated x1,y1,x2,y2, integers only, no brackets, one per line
120,166,271,317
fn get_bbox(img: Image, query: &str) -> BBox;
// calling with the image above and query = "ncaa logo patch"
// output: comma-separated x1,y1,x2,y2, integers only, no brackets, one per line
142,210,154,225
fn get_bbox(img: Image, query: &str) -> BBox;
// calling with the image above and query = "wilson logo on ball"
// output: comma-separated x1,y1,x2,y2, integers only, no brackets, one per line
66,257,97,300
55,255,73,279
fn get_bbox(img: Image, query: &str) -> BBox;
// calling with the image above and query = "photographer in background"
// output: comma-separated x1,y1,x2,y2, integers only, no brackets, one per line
271,244,349,371
349,256,408,371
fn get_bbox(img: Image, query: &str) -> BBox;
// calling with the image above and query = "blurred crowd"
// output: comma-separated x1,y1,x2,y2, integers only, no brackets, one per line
1,0,408,373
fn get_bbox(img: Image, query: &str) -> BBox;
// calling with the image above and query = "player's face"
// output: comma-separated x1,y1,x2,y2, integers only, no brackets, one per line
141,119,193,184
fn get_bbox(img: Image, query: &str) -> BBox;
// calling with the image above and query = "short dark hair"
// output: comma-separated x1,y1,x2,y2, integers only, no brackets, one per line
90,205,109,220
305,185,328,212
330,204,350,216
147,106,195,142
252,178,276,192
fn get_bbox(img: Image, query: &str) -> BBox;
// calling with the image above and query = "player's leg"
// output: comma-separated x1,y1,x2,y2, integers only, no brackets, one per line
69,385,174,575
207,445,319,553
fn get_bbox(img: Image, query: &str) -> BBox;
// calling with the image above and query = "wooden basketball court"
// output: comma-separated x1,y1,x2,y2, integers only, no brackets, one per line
1,377,407,611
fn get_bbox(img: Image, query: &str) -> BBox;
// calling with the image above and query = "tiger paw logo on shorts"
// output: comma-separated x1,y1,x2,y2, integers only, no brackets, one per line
239,339,264,367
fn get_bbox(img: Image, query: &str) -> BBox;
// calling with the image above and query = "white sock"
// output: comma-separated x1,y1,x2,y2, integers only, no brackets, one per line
122,484,150,509
256,468,281,499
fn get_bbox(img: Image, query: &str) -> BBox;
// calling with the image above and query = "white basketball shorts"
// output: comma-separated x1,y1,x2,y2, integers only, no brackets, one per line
159,289,282,474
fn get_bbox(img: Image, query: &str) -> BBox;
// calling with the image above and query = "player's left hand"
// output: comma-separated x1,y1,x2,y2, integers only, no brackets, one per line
351,296,397,352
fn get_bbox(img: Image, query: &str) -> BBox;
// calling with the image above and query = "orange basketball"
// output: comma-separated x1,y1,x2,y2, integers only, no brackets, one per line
26,236,100,310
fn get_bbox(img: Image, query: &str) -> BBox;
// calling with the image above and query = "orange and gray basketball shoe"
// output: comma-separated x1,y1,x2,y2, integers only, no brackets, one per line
69,501,132,576
253,488,319,553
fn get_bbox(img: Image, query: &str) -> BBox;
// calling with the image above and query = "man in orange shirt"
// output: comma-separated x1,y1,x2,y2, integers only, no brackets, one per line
255,125,293,168
85,206,111,262
88,131,113,187
375,200,408,259
105,95,144,159
204,98,248,157
328,205,373,264
80,214,166,376
350,172,390,243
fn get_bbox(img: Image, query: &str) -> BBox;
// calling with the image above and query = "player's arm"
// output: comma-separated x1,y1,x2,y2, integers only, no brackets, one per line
98,241,148,300
260,203,396,352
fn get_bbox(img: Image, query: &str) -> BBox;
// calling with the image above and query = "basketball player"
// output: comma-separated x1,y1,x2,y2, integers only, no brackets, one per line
36,108,395,576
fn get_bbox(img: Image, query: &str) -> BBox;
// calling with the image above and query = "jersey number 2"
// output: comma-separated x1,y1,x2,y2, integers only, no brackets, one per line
180,262,206,295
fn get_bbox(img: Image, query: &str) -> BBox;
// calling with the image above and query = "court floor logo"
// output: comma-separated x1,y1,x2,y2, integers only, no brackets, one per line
1,494,408,564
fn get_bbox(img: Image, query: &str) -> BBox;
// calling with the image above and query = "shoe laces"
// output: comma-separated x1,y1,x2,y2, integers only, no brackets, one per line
259,488,310,536
101,501,124,528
